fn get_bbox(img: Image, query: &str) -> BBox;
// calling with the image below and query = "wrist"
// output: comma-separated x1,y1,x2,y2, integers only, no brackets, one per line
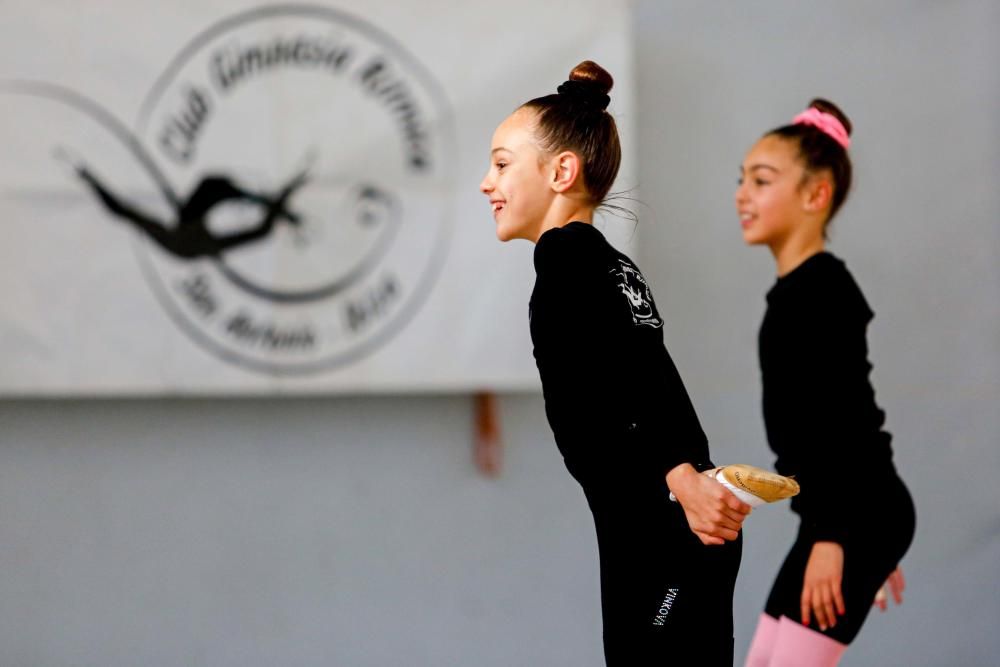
666,463,697,492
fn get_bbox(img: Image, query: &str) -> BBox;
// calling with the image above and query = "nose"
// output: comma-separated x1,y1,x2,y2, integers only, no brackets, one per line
734,179,748,206
480,170,494,196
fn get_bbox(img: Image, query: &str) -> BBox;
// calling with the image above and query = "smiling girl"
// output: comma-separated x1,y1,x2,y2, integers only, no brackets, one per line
736,100,916,666
481,60,752,665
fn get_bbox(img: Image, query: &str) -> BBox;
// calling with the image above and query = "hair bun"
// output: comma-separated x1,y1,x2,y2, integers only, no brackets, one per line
808,98,852,136
557,60,613,110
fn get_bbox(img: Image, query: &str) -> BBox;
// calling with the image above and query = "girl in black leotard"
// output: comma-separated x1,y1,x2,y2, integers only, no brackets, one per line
480,60,751,666
737,100,916,667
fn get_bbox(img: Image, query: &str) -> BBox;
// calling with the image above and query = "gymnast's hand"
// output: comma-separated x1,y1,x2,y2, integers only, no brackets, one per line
666,463,751,545
802,541,846,631
874,566,905,612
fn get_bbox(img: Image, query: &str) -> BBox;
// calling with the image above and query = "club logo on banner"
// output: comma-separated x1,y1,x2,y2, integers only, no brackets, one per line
4,5,455,375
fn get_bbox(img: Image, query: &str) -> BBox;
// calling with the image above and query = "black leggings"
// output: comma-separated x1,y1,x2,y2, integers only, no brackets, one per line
763,473,915,644
585,479,743,666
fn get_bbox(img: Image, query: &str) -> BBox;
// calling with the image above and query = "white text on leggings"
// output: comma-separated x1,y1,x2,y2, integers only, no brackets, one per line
652,588,679,626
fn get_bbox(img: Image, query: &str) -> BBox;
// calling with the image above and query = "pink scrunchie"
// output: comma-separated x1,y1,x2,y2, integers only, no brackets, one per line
792,108,851,149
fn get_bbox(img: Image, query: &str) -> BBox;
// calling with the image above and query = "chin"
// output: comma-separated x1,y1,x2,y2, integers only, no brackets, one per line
742,229,766,246
495,219,526,243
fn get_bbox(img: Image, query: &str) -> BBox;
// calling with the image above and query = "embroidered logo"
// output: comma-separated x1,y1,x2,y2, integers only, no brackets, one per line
611,260,662,328
652,588,679,626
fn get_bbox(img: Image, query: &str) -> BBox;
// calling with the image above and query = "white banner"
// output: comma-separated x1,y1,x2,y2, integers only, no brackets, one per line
0,1,635,395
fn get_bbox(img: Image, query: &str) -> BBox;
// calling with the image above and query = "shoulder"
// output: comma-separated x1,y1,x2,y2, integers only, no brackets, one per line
813,253,872,318
779,252,873,324
533,222,608,277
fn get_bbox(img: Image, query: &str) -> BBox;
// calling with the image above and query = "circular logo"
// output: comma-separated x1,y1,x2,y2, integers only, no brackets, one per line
131,6,455,374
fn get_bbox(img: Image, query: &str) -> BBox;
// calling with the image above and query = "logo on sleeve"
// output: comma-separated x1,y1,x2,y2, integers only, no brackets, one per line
611,260,662,328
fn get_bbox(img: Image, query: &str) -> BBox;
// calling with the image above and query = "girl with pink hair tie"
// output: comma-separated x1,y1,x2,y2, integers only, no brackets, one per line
735,99,916,666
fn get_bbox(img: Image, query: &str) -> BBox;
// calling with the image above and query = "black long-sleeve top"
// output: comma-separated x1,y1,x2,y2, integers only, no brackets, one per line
529,222,713,492
759,252,895,543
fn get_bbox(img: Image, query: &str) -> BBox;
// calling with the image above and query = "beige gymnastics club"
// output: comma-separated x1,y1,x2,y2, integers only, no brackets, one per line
713,464,800,507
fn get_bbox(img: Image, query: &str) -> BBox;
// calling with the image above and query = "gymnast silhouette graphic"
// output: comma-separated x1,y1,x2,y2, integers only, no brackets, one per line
1,81,402,304
63,151,308,260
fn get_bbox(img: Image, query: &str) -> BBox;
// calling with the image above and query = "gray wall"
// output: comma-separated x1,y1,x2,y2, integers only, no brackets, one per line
0,397,604,666
632,1,999,666
1,1,997,665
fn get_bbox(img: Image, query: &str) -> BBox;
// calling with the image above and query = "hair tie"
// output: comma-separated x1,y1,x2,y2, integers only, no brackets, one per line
792,108,850,149
556,80,610,111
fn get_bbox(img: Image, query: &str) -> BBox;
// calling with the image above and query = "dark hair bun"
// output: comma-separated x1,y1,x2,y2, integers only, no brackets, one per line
809,98,852,136
557,60,613,110
569,60,613,94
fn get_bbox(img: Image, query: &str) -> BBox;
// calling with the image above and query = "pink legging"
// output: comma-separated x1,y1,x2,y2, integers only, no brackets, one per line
745,613,847,667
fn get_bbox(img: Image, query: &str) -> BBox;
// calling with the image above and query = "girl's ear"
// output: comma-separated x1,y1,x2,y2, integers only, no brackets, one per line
550,151,582,194
802,174,833,213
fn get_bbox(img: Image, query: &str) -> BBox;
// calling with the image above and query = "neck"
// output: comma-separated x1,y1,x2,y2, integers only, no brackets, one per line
532,197,594,243
770,232,825,277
